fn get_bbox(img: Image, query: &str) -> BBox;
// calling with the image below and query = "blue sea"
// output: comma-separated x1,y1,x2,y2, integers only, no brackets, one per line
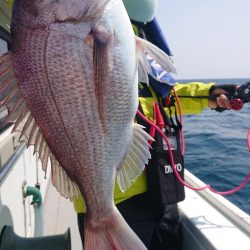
177,78,250,215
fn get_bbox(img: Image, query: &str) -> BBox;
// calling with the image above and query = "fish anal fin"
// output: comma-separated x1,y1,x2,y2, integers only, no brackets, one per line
136,36,176,84
116,123,153,192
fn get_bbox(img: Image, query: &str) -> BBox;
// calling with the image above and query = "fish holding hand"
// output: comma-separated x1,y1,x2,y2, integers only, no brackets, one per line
0,0,176,249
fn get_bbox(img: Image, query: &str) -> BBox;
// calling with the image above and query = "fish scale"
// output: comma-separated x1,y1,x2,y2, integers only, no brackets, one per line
15,28,81,178
44,23,121,215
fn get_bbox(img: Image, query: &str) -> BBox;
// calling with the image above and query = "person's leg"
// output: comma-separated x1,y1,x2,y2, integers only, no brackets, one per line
150,204,182,250
77,213,85,248
116,192,157,248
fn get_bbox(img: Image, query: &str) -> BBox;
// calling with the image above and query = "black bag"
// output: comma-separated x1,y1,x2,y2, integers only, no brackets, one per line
137,100,185,209
146,124,185,208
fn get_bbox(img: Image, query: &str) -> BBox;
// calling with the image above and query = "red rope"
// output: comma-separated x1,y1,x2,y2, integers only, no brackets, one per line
136,93,250,195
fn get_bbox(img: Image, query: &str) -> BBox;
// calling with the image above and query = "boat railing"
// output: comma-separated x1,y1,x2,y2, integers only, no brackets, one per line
179,169,250,250
0,125,25,187
184,169,250,235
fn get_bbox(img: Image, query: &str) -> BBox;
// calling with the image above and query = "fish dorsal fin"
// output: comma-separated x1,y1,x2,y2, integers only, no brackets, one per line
54,0,112,20
116,123,153,193
0,52,80,200
136,36,177,84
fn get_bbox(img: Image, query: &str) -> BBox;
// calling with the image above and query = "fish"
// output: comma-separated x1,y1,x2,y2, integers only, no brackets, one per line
0,0,176,249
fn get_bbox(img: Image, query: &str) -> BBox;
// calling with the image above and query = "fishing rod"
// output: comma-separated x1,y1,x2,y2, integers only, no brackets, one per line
177,81,250,112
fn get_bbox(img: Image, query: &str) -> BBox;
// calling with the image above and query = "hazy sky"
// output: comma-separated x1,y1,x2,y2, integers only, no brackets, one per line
156,0,250,80
1,1,249,80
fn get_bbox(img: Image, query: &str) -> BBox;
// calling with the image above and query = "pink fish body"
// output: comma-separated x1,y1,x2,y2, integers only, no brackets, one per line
0,0,175,249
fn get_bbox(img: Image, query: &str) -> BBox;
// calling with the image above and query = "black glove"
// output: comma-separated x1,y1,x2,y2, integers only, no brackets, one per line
209,82,250,112
209,84,237,96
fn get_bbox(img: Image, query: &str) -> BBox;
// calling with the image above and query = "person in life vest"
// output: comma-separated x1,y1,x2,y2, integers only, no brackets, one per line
73,1,238,249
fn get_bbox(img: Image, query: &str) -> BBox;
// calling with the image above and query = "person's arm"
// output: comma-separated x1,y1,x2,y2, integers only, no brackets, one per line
173,82,214,115
173,82,237,115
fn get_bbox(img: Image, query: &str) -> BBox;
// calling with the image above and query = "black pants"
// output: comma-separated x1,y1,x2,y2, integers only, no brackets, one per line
77,192,182,250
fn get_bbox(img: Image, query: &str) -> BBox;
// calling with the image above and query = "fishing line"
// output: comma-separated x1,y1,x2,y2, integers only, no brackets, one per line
136,89,250,195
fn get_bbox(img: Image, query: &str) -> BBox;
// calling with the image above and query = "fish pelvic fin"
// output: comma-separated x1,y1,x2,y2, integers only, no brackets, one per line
84,207,147,250
92,25,113,131
117,123,153,193
136,36,177,84
0,52,80,201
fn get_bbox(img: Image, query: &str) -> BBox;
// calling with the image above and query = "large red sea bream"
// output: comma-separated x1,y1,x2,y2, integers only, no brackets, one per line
0,0,175,249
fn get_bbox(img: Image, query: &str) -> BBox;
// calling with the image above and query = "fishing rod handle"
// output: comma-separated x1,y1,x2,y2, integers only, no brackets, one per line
210,82,250,112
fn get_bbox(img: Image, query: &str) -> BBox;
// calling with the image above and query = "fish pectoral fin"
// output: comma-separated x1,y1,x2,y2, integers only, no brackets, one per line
136,36,177,84
0,52,80,201
116,123,153,193
92,25,113,131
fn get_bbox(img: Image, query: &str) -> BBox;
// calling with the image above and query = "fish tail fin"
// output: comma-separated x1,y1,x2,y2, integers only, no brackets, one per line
84,208,146,250
136,36,177,84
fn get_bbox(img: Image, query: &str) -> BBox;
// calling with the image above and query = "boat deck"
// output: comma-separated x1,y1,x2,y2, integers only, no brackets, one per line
42,173,250,250
43,179,82,250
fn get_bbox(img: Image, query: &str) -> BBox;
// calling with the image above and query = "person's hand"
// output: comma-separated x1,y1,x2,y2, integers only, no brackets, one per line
208,85,239,110
208,89,232,109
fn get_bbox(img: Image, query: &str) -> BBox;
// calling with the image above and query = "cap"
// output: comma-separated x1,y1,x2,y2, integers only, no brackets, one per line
122,0,158,23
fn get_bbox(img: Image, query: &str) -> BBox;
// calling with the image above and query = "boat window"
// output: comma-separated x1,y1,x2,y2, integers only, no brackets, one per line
0,37,11,132
0,38,8,54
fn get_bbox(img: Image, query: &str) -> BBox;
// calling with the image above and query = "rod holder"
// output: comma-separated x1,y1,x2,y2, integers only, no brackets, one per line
0,226,71,250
